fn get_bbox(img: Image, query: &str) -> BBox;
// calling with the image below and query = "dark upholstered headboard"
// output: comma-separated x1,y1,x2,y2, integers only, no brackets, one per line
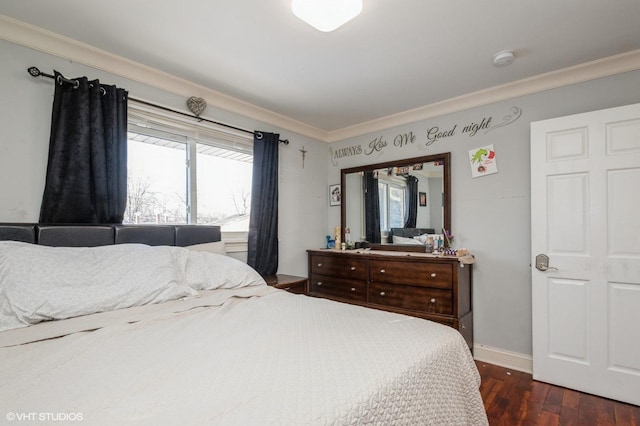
388,227,435,243
0,224,221,247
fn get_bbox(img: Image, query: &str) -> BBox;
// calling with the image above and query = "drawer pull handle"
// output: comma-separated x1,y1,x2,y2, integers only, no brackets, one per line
350,287,356,292
461,324,466,330
317,282,323,286
350,266,356,271
380,291,386,296
317,263,323,267
380,269,386,274
430,273,437,278
430,298,436,303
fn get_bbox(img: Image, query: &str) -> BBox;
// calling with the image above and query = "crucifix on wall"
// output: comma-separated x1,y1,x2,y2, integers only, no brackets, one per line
300,146,307,168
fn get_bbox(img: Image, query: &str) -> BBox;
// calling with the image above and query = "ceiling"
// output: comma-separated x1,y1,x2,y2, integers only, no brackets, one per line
2,0,640,135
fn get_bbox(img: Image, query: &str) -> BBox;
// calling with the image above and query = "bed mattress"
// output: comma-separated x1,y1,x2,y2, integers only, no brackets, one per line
0,287,487,425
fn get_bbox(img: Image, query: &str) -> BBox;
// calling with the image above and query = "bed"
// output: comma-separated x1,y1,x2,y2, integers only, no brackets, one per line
0,224,488,425
388,228,436,244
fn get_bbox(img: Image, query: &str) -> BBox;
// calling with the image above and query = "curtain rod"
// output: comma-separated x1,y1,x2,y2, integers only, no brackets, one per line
27,67,289,145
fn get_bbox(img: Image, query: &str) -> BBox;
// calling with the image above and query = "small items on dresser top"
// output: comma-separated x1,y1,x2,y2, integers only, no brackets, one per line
315,246,475,264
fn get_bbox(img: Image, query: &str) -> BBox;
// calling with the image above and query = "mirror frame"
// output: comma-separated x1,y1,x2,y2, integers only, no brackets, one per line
340,152,451,247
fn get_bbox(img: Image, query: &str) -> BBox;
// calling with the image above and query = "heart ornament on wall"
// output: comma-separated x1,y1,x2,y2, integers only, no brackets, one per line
187,96,207,117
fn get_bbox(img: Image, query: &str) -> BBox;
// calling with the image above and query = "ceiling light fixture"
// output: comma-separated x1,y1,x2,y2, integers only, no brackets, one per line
493,50,515,67
292,0,363,32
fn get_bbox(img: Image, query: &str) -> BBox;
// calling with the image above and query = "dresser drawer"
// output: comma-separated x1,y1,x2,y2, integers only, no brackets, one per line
309,275,366,301
369,260,453,289
369,282,453,315
310,255,367,280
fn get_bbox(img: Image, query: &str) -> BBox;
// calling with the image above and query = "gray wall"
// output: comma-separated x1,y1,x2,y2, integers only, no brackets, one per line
0,39,328,277
327,70,640,355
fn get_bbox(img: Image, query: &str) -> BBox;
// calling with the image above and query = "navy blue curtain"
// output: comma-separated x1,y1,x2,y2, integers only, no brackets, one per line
364,171,381,243
39,71,128,223
247,132,279,276
403,175,418,228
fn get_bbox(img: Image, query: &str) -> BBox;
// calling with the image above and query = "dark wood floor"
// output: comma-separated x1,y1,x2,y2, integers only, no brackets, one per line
477,361,640,425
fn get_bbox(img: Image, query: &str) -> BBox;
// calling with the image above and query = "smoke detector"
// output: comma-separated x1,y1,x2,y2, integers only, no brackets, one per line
493,50,515,66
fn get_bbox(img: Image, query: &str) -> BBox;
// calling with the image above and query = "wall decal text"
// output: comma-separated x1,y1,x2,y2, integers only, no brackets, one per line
393,132,417,148
364,136,388,156
330,144,363,166
330,106,522,166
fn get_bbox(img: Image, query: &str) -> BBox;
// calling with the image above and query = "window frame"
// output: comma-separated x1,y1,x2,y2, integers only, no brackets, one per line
128,103,253,252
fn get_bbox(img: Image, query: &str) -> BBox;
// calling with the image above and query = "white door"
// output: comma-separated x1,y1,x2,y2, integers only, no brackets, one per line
531,103,640,406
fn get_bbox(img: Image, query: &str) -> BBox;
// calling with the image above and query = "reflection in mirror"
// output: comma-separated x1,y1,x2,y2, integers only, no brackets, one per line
340,153,450,249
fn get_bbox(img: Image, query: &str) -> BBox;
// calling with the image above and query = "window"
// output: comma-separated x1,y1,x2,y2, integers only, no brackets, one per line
388,185,405,228
378,182,388,231
195,143,253,231
378,178,406,232
126,130,188,224
125,106,253,248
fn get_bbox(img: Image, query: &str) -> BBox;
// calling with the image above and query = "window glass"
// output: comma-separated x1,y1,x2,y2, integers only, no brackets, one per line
378,182,388,231
378,179,406,232
125,133,187,224
389,186,405,228
196,143,252,231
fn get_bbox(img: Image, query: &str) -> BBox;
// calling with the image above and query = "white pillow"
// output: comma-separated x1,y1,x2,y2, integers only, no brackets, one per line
0,290,25,332
392,235,424,245
185,250,266,290
413,233,429,244
0,242,197,331
186,241,227,256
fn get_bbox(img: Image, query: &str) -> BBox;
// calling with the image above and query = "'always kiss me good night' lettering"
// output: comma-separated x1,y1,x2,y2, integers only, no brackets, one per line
330,107,522,166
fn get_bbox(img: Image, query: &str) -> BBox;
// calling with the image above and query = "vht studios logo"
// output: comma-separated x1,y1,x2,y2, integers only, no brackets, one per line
6,412,84,422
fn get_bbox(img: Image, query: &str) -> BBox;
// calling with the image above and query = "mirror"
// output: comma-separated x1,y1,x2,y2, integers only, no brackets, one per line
340,152,450,250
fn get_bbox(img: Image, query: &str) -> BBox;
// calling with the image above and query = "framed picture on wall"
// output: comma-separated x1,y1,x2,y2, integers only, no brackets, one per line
329,184,341,206
419,192,427,207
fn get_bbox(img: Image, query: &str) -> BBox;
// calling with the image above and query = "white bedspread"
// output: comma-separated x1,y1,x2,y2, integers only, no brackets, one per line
0,289,488,425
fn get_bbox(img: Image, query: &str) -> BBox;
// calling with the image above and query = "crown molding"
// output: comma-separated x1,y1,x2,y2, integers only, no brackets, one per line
0,15,328,142
327,49,640,143
3,15,639,144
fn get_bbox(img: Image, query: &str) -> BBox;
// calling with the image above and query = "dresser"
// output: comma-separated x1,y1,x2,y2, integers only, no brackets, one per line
307,249,473,349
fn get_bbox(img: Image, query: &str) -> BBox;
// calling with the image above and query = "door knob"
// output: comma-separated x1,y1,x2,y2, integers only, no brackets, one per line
535,254,558,272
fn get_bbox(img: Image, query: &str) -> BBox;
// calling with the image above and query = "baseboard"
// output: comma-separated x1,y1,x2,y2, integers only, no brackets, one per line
474,344,533,374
